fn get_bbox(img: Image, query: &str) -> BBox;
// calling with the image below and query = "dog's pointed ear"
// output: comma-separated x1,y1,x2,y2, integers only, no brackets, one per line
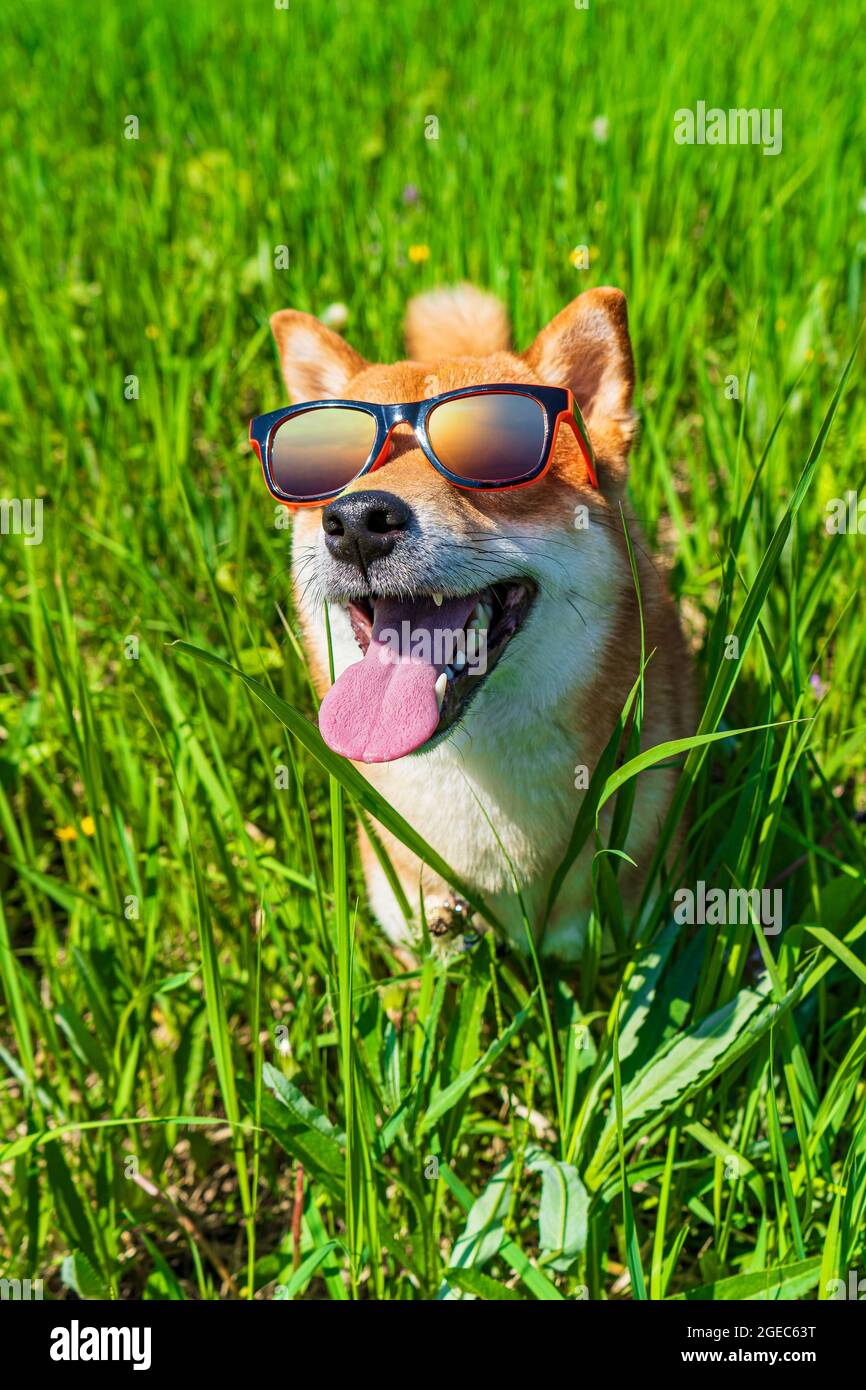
523,288,636,487
270,310,368,402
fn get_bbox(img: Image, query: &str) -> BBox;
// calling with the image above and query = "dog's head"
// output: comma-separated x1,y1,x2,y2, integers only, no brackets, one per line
270,284,636,764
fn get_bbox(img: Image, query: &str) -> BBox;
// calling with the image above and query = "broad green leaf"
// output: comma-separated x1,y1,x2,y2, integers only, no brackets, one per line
447,1157,512,1270
446,1267,523,1300
438,1158,564,1300
263,1063,346,1146
668,1257,821,1301
238,1079,344,1196
526,1148,588,1271
61,1249,109,1300
589,981,788,1181
605,987,767,1136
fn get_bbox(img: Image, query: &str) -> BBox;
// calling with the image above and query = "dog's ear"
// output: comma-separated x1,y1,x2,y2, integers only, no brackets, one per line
523,287,636,488
270,310,368,402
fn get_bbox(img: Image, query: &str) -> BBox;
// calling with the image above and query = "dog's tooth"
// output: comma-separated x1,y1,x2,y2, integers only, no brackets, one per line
432,592,443,607
444,664,455,681
453,649,466,671
434,672,447,710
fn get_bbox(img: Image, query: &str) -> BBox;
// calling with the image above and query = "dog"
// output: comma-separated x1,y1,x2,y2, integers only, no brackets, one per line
265,284,695,959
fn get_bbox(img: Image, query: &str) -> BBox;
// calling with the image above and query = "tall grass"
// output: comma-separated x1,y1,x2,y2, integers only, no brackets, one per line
0,0,864,1300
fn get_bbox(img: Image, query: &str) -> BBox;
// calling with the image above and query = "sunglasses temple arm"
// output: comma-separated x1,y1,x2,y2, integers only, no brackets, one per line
562,399,599,489
248,420,262,464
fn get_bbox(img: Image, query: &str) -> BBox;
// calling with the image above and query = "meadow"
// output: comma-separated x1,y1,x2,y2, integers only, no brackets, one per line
0,0,865,1301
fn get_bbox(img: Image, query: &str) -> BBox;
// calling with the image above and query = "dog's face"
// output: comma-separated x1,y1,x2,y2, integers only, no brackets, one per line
271,287,637,764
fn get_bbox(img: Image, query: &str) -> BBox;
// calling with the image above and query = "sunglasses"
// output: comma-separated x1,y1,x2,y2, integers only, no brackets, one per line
249,383,597,506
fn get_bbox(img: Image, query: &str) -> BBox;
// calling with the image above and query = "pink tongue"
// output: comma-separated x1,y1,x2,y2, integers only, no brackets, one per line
319,595,478,762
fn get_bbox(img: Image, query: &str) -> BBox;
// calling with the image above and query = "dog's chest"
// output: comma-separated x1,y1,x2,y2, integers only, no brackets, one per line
365,722,579,893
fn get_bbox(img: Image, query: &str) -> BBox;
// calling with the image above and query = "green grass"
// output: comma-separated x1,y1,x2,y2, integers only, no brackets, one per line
1,0,865,1301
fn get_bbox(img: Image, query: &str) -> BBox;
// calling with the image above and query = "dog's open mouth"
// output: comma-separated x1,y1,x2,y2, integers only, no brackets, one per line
318,580,536,762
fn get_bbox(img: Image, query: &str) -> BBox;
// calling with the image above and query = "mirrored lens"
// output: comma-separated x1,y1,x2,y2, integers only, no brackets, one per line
427,392,547,485
269,408,377,500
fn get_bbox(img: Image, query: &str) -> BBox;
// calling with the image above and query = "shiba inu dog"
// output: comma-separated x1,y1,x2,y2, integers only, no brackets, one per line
260,285,694,959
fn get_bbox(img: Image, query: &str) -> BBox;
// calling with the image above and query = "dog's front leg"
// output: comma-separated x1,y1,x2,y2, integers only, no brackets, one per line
356,823,484,957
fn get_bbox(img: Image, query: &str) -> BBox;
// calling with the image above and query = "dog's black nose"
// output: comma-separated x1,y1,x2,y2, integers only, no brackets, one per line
322,490,411,570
